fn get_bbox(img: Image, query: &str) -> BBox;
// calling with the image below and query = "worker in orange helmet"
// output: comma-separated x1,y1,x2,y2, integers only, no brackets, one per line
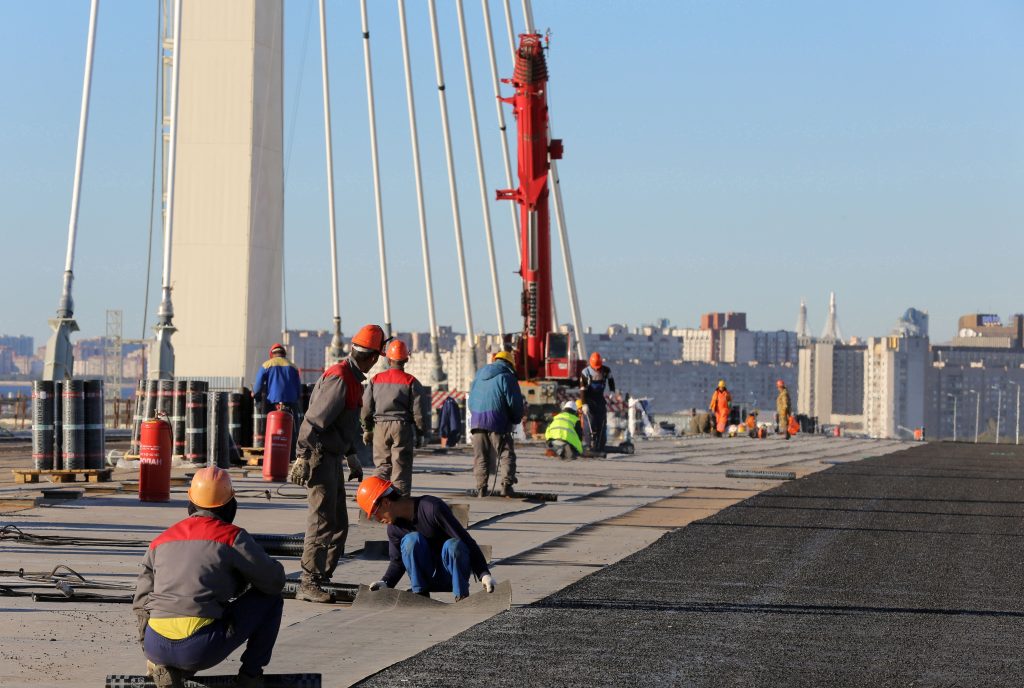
356,476,495,600
579,352,615,453
709,380,732,437
776,378,792,440
361,339,426,497
133,467,285,688
290,324,386,603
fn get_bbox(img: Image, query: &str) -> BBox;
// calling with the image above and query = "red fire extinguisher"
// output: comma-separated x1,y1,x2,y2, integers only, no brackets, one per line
263,404,293,482
139,415,172,502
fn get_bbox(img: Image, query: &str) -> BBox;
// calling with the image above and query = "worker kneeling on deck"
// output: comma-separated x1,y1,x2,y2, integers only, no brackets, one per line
545,401,583,460
133,467,285,688
357,476,495,601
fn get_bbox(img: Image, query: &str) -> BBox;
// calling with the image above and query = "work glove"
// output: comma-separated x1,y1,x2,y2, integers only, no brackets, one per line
369,580,388,592
288,457,311,487
415,428,424,448
581,404,589,417
481,573,494,594
134,609,150,646
346,454,363,482
362,430,373,445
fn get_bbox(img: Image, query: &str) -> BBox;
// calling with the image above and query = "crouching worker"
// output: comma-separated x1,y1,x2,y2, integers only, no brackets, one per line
133,467,285,688
356,476,494,601
545,401,583,460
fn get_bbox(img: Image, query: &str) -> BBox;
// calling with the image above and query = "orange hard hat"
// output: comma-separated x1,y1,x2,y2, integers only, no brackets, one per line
776,379,785,388
589,352,603,369
351,324,386,354
269,343,286,357
187,466,235,509
386,339,409,362
356,476,395,517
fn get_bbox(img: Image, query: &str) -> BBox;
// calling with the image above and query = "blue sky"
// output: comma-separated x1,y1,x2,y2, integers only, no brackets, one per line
1,0,1022,349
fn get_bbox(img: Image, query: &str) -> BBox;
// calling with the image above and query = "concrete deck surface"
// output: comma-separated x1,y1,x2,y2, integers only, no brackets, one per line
0,434,907,687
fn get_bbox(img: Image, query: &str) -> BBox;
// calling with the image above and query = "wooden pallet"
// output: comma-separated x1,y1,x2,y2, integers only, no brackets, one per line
12,468,113,484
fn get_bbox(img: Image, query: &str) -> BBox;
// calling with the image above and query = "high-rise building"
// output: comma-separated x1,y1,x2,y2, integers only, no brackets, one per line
863,335,928,439
0,335,34,357
797,341,865,428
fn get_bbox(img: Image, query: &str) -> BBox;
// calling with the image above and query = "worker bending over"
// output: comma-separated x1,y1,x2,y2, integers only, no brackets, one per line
133,467,285,688
709,380,732,437
468,351,524,497
580,352,615,453
776,379,792,440
290,324,384,603
358,476,495,600
361,339,426,496
545,401,583,460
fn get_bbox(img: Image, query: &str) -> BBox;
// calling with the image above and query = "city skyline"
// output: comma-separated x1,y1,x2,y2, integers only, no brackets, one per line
1,1,1021,350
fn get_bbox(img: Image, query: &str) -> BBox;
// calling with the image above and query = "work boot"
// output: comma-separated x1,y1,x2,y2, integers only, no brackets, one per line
236,671,265,688
295,579,333,604
146,661,190,688
413,590,430,598
476,486,489,498
500,484,516,498
454,593,469,602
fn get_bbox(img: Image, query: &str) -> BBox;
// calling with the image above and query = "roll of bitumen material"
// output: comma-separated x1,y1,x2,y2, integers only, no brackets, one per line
129,380,146,456
143,380,158,424
84,379,105,470
31,380,55,471
184,380,208,465
253,397,266,450
208,391,230,469
240,388,254,447
227,391,244,450
171,380,187,459
157,379,174,417
252,533,304,557
62,379,86,471
53,380,63,470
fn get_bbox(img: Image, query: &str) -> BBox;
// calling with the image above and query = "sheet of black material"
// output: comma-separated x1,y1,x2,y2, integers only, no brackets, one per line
105,674,322,688
356,444,1024,687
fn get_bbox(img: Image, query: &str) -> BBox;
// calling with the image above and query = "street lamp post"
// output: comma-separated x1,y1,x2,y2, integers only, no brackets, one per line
945,393,957,442
1009,381,1021,446
993,386,1003,445
969,389,980,444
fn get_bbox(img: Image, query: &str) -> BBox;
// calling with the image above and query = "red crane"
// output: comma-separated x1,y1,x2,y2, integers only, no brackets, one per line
497,33,571,383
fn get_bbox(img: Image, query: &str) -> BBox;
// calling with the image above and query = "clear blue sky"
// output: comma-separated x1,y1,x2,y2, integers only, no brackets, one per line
1,0,1022,349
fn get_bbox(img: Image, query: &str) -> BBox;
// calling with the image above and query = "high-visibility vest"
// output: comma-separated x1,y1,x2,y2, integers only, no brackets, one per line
545,412,582,454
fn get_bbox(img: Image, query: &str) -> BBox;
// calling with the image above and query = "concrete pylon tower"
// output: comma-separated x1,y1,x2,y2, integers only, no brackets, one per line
796,298,811,345
820,291,844,343
169,0,283,382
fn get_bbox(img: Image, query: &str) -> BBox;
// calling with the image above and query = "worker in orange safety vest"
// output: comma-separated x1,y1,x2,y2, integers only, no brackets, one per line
709,380,732,437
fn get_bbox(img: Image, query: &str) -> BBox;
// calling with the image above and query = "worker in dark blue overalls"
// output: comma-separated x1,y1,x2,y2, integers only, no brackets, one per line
579,352,616,453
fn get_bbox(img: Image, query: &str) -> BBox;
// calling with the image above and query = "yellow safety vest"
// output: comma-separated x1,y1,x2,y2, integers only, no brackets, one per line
545,412,582,454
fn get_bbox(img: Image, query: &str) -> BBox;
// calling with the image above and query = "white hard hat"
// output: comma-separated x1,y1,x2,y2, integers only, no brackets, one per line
562,401,578,413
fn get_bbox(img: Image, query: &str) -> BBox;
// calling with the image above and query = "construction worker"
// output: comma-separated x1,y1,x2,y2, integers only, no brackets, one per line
745,410,758,438
545,401,583,460
133,467,285,688
709,380,732,437
289,324,385,603
467,350,524,497
579,352,616,453
361,339,426,497
776,379,792,440
357,476,495,600
253,343,301,458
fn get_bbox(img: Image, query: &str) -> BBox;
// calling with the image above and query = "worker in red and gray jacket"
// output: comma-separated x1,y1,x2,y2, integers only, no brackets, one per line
361,339,426,497
289,324,385,603
133,467,285,688
356,476,496,601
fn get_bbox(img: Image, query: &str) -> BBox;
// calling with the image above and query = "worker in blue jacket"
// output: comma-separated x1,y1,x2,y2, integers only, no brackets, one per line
253,343,301,457
467,351,524,497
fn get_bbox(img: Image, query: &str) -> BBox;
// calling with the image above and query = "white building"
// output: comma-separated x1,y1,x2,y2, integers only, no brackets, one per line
864,335,928,439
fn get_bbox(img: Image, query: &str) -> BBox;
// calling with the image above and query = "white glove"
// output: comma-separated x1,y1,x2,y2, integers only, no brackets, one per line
369,580,387,591
581,404,590,416
481,573,494,593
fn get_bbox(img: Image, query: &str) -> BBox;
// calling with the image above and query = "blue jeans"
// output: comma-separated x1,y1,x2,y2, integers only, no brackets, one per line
143,588,283,677
400,532,470,599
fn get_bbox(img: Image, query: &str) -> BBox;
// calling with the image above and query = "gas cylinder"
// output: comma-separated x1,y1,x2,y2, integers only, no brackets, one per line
139,417,172,502
263,405,293,482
